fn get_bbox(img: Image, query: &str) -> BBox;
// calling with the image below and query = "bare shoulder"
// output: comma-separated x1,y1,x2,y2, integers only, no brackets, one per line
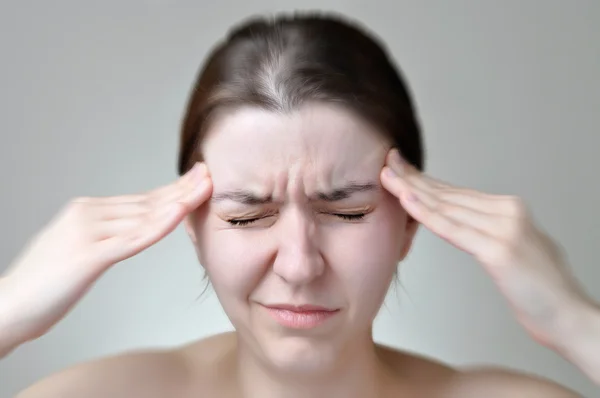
15,346,192,398
376,345,581,397
15,332,237,398
177,331,239,395
446,366,583,397
375,343,459,393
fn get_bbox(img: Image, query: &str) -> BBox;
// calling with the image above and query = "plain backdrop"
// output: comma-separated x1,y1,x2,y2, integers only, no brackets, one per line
0,1,599,396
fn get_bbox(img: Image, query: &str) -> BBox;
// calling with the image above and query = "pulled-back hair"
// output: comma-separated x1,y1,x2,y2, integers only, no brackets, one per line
178,12,424,175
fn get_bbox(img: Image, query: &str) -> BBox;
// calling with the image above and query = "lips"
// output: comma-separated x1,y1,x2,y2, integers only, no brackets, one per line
262,304,340,329
266,304,338,312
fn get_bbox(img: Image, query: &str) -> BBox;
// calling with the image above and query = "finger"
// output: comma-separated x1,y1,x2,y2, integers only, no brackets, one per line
386,150,447,191
176,175,213,212
403,172,522,219
399,191,502,259
148,163,208,199
380,165,411,200
407,176,512,216
383,165,513,236
147,166,210,207
85,181,196,221
93,176,212,238
87,165,210,220
93,217,140,240
382,165,511,253
83,163,207,206
385,149,513,215
93,203,185,265
405,185,513,239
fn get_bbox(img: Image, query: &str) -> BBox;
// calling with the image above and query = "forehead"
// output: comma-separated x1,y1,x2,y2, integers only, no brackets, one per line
202,102,388,166
200,103,390,201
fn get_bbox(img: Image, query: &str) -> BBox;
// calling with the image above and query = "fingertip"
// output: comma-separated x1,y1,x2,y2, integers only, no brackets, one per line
380,167,402,197
188,177,213,206
196,162,209,176
183,162,209,181
187,162,201,175
200,178,213,199
189,162,203,178
381,166,397,179
386,148,401,165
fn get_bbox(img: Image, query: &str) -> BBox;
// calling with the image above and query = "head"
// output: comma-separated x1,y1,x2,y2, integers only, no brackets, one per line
179,13,424,374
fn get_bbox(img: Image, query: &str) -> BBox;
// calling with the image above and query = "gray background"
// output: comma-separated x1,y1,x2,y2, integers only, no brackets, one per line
0,1,598,396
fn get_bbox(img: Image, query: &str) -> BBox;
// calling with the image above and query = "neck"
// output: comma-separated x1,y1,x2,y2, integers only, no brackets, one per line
234,331,392,398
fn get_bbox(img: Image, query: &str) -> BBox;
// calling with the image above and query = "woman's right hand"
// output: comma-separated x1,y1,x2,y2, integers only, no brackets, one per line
0,163,211,356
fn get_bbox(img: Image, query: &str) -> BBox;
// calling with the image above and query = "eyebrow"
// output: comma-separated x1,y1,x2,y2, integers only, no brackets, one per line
314,182,378,201
211,181,379,205
211,191,272,205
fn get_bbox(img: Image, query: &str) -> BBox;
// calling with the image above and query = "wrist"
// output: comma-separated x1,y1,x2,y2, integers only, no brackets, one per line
555,295,592,346
554,295,600,383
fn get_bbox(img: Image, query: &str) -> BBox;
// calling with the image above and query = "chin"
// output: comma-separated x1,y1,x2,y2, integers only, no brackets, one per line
260,333,341,374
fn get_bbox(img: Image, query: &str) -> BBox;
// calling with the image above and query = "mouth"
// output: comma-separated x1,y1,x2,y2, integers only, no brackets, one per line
261,304,340,329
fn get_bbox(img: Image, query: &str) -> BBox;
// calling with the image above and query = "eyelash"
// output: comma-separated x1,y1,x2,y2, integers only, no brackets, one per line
226,212,367,226
227,218,260,226
333,213,366,221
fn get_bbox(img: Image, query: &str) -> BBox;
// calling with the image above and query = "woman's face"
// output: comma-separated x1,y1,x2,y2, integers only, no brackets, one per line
186,102,418,372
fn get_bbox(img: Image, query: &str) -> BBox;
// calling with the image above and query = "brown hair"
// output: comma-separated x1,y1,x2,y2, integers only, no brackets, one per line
177,12,424,175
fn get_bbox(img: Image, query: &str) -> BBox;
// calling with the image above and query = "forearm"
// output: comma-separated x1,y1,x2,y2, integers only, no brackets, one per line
0,277,23,359
556,299,600,386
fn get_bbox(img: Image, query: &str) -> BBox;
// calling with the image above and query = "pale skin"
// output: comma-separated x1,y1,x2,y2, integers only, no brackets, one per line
0,104,596,397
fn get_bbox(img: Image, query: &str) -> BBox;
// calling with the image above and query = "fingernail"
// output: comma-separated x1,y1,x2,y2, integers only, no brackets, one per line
383,167,397,178
192,163,207,178
186,163,199,177
389,149,404,175
389,148,401,163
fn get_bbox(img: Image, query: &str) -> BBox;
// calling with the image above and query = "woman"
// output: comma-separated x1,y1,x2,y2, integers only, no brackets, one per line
0,12,598,397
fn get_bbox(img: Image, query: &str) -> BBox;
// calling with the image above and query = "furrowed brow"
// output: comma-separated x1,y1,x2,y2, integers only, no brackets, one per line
211,190,272,205
211,181,378,204
312,182,378,202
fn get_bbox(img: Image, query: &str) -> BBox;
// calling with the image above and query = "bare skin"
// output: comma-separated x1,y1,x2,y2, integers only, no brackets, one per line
14,332,579,398
0,146,589,397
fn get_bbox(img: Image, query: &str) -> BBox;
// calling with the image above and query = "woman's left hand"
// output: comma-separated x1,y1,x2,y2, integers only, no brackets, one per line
380,148,592,350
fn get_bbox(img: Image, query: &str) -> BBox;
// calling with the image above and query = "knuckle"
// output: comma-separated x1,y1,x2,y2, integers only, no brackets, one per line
503,196,527,218
496,218,525,253
143,191,161,208
499,199,529,243
138,197,153,213
435,200,452,215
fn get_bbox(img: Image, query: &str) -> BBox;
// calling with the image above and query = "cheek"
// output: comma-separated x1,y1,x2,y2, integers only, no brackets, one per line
194,211,272,300
325,197,406,303
192,194,407,310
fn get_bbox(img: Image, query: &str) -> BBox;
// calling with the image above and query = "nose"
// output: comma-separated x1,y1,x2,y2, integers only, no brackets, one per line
272,208,325,285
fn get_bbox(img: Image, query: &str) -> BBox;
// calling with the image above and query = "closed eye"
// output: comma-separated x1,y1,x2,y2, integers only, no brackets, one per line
226,217,262,226
226,212,367,227
331,213,366,221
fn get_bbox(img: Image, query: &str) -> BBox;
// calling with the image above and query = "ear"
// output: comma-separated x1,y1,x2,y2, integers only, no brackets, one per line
398,215,420,262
